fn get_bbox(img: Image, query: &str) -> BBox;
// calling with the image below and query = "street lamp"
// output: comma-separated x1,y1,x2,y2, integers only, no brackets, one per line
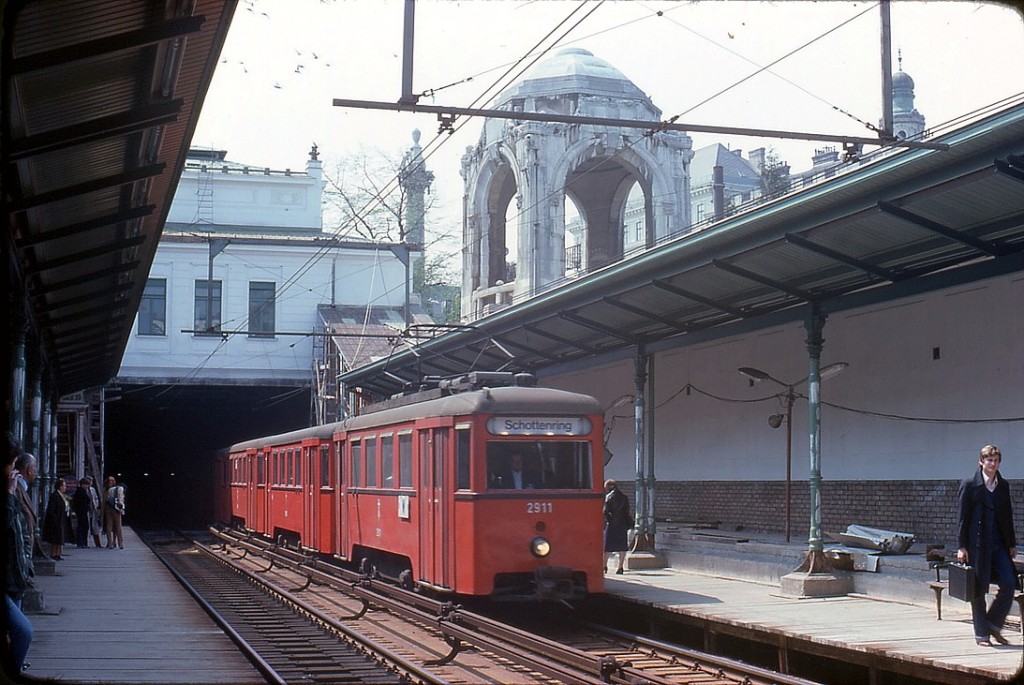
738,362,848,544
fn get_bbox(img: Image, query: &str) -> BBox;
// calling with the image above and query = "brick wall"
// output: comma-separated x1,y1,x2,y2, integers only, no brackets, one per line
651,480,1024,547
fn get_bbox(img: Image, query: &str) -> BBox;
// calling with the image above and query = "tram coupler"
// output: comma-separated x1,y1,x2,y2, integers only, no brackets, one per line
534,565,574,601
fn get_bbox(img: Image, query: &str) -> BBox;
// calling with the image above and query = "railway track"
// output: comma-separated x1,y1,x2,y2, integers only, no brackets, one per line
146,533,424,684
152,528,823,685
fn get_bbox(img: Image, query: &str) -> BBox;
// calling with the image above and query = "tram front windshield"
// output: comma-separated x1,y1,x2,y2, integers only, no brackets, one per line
486,441,592,490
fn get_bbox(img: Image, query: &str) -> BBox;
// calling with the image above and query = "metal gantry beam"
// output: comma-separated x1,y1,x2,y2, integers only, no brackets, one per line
557,310,640,345
332,98,950,151
650,278,748,320
15,207,156,248
7,167,164,213
784,233,899,282
712,259,816,302
602,295,691,333
522,323,599,356
878,201,1006,256
7,101,183,161
8,16,206,74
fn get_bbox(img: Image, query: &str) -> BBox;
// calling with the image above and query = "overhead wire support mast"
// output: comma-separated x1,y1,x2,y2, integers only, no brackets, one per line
331,98,950,151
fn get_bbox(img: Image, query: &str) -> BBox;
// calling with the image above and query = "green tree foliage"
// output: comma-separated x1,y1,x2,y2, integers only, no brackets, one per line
759,148,791,200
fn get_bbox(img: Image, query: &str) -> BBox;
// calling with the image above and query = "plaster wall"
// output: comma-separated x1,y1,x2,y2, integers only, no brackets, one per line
168,166,323,229
551,273,1023,484
118,239,405,382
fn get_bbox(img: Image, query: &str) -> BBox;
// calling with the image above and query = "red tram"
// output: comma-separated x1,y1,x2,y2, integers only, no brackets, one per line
213,372,606,601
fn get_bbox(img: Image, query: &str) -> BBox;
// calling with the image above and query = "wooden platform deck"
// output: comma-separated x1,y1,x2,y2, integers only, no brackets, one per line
14,527,262,684
13,525,1023,684
606,566,1024,683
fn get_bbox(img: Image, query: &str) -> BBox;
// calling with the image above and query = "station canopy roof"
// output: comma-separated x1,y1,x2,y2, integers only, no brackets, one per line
3,0,235,396
342,101,1024,400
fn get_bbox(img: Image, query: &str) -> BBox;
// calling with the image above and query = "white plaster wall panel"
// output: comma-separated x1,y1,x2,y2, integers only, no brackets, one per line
540,274,1022,485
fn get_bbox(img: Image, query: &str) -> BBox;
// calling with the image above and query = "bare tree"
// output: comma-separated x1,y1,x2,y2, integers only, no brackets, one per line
322,146,462,320
322,147,409,242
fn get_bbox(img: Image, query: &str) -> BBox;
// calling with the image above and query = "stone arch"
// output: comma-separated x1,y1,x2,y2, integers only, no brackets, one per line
463,143,521,317
460,47,692,312
551,138,677,271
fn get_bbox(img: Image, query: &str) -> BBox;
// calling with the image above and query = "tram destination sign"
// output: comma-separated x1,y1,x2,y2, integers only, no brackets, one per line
487,416,592,436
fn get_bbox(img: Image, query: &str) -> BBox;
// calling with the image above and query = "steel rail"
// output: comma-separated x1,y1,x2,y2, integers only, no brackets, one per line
209,527,754,685
148,536,288,685
195,538,450,685
210,529,609,684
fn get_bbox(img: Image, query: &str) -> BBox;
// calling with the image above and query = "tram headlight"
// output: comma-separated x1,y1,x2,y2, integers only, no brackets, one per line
530,536,551,558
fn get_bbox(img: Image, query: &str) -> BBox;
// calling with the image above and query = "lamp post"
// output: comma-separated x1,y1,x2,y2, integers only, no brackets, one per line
739,362,848,546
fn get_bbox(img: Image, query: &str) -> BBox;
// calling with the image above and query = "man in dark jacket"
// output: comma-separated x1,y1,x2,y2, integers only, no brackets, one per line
6,438,34,675
957,444,1018,647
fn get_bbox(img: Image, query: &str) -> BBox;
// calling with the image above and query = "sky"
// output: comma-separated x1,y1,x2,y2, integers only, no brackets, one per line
191,0,1024,262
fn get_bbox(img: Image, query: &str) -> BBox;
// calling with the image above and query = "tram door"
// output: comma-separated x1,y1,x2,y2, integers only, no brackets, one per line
250,450,264,531
418,427,451,588
337,440,349,560
302,445,314,548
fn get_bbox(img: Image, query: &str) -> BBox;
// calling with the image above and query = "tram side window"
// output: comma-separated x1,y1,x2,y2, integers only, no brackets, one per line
295,450,302,487
486,441,592,490
319,445,331,488
287,450,295,486
257,455,265,485
398,433,413,488
365,437,377,487
380,435,394,488
351,441,362,487
455,428,471,490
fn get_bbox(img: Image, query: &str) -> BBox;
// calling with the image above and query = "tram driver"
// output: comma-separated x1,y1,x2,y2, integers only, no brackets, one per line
490,450,540,490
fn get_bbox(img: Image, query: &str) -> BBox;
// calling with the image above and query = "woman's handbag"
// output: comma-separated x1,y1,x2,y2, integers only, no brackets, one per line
948,562,977,601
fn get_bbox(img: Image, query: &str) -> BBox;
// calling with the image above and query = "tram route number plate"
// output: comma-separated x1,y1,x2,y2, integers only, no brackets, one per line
527,502,553,514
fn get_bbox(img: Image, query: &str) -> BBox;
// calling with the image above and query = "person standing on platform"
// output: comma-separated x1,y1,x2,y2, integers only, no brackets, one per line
71,477,92,549
603,479,631,575
103,476,125,549
41,478,70,560
957,444,1018,647
5,443,34,676
86,477,102,547
13,451,38,558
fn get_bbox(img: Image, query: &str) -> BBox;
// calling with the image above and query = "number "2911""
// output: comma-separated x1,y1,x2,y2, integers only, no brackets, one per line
527,502,553,514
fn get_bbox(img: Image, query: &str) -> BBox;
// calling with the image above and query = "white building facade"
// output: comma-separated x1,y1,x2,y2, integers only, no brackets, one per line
117,147,407,389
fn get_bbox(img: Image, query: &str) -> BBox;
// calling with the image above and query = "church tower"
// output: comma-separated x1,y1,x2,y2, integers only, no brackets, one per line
891,50,926,140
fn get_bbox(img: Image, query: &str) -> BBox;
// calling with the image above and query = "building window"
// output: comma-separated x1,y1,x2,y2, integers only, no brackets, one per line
696,204,706,222
194,279,222,336
138,278,166,336
635,221,643,242
248,281,275,338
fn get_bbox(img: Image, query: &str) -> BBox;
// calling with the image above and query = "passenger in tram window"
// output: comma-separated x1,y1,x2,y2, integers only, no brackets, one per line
957,444,1017,647
5,438,34,676
41,478,71,560
603,479,631,575
490,451,539,490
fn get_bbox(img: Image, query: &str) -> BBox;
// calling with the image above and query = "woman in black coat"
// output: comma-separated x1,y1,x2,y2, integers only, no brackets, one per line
957,444,1018,647
603,479,631,574
41,478,71,560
